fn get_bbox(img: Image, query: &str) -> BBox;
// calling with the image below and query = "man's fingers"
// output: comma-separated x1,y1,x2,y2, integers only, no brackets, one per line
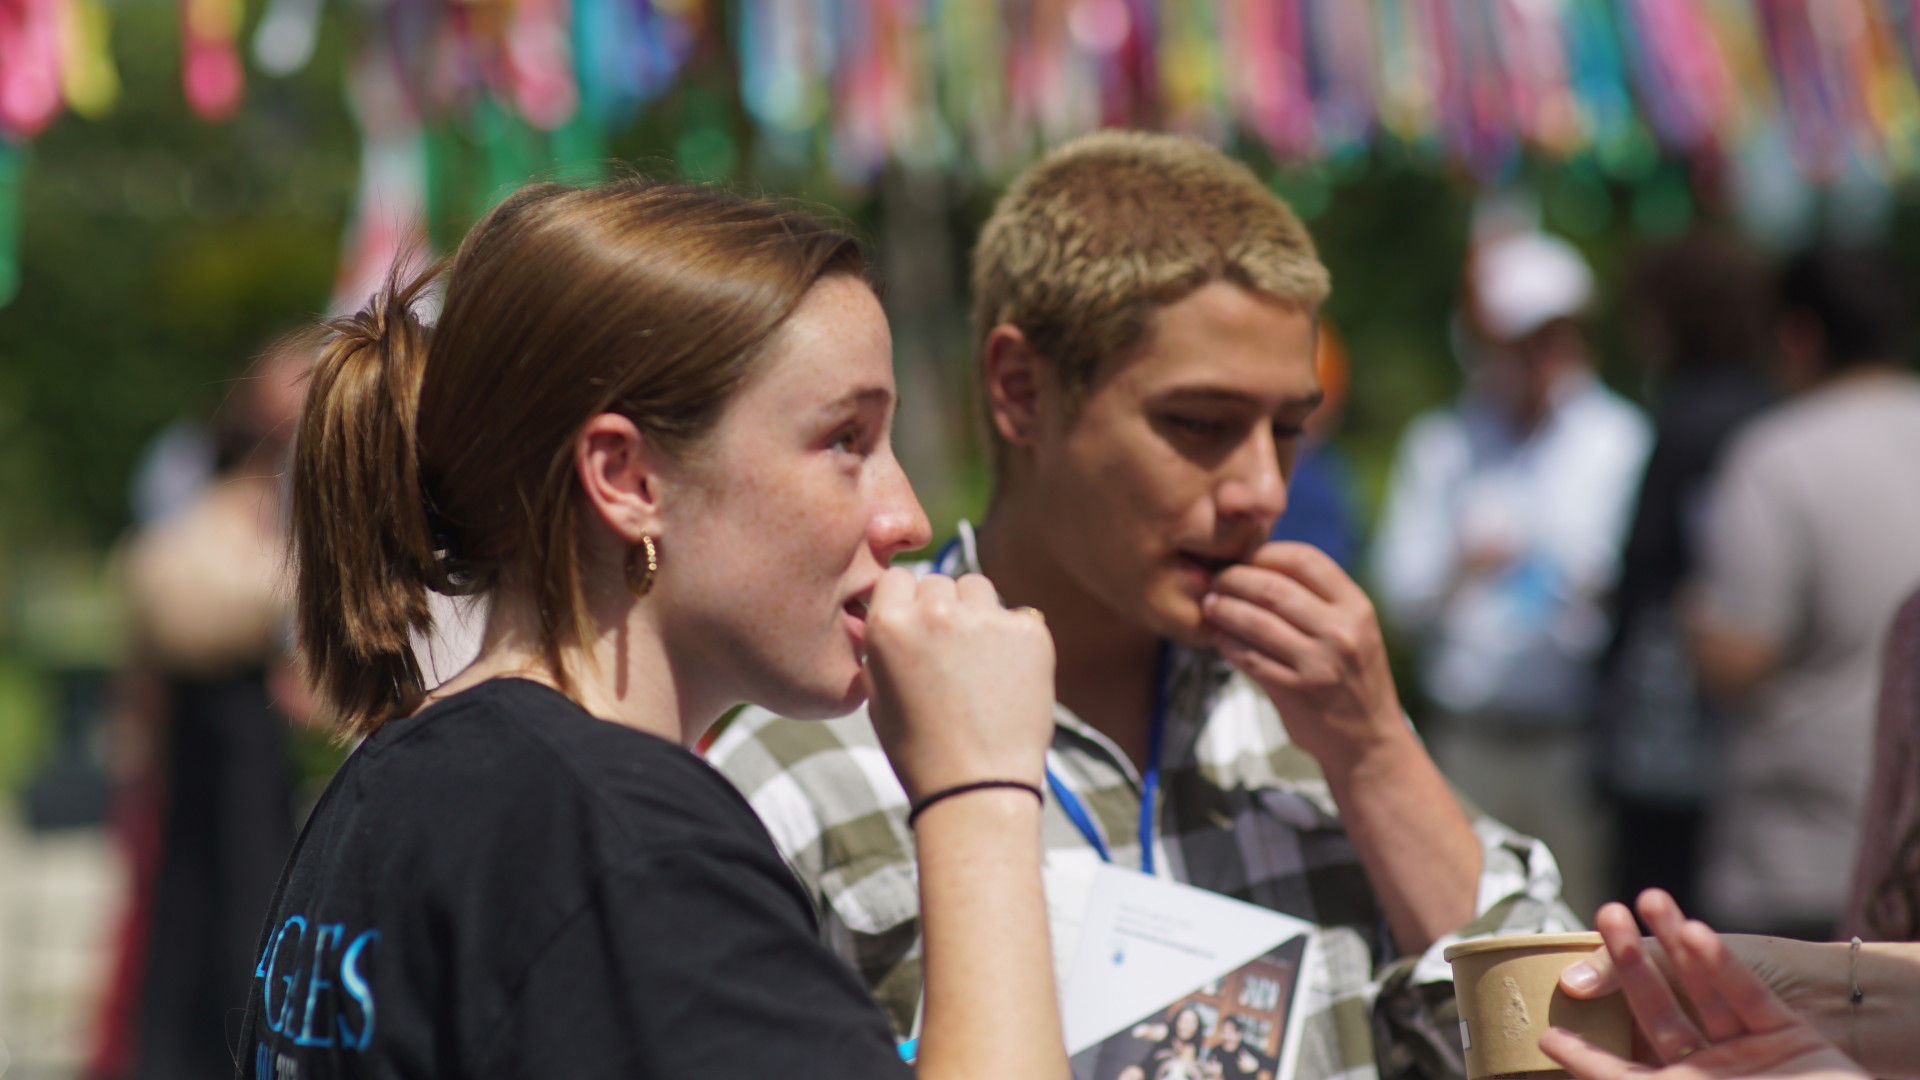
1245,541,1358,604
1214,629,1307,691
1636,891,1742,1042
1203,594,1321,670
1596,902,1710,1064
1211,563,1339,636
1539,1027,1647,1080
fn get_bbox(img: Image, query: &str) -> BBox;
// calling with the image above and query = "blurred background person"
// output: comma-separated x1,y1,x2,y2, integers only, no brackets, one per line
1691,245,1920,942
1845,582,1920,942
1269,319,1362,575
1372,222,1652,919
91,333,314,1080
1593,228,1775,914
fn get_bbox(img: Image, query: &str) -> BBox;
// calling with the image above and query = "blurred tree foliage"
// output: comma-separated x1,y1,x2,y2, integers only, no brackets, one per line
11,0,1917,592
0,1,357,559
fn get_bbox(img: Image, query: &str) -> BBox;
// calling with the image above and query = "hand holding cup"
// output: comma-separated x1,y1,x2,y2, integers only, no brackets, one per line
1541,890,1866,1080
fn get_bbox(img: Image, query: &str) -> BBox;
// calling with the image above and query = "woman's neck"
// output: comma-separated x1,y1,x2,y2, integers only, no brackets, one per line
421,588,716,747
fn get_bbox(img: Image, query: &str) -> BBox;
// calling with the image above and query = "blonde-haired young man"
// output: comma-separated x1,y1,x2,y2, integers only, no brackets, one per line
711,131,1577,1080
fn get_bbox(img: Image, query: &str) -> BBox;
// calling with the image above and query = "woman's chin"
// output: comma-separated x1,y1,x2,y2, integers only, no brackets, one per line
757,663,868,722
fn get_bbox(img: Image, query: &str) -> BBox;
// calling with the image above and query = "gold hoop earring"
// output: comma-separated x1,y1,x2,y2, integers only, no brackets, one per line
626,535,658,598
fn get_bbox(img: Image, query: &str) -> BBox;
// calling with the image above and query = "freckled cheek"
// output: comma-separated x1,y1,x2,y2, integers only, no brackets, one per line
723,467,865,599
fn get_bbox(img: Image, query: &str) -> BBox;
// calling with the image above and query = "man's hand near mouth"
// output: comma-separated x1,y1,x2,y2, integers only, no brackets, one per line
1201,541,1485,954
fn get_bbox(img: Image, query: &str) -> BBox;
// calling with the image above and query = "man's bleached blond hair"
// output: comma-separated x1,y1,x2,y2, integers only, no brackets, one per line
972,130,1331,456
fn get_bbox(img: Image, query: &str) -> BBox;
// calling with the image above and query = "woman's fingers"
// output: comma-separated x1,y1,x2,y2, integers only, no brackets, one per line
1595,902,1710,1064
861,569,1055,800
1540,1026,1647,1080
1562,947,1622,998
1637,891,1743,1043
1675,920,1802,1037
954,570,1000,607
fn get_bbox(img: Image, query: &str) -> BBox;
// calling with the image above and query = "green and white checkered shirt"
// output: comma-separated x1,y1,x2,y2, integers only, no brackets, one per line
708,526,1582,1080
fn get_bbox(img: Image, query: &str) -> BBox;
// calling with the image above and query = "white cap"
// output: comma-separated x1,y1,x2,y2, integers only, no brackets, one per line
1472,231,1594,342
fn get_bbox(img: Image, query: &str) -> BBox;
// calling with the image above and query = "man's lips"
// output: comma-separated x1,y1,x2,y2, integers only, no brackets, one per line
1174,550,1246,577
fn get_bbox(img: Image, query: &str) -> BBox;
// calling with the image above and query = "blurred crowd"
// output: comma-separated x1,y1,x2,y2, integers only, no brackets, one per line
1361,205,1920,940
70,191,1920,1080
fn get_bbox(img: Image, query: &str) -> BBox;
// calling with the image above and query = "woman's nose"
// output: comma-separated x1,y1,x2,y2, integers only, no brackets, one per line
870,453,932,562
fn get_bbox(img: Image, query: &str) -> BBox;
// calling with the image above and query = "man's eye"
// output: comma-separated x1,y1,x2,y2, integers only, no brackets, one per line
1271,422,1305,441
1169,416,1227,437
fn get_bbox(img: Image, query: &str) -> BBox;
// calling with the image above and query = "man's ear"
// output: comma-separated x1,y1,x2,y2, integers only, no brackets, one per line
574,412,663,544
983,324,1045,446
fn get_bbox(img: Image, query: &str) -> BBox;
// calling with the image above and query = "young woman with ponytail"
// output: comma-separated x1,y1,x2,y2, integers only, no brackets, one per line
242,179,1065,1080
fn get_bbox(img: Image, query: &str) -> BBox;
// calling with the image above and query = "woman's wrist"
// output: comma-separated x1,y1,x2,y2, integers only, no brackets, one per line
1748,938,1917,1077
908,782,1045,835
1851,943,1920,1077
908,779,1043,828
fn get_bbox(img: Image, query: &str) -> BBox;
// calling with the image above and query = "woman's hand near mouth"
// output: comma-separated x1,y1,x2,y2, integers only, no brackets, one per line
1200,541,1483,954
860,567,1054,801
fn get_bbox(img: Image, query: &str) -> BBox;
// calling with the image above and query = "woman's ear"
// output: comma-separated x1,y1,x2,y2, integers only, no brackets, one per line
983,324,1044,445
574,413,661,543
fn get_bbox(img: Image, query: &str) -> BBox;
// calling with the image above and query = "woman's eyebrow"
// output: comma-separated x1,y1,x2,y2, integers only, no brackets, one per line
823,386,895,412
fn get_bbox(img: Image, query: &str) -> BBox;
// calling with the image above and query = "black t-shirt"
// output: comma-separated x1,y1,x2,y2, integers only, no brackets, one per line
239,678,909,1080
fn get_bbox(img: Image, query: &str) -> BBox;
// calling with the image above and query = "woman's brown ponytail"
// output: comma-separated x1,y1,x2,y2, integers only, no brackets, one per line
292,265,444,735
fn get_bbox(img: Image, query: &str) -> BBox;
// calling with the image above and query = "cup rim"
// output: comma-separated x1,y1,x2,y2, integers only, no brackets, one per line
1443,932,1604,962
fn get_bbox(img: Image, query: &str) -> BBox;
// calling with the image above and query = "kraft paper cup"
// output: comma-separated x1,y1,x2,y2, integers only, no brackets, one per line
1444,932,1630,1080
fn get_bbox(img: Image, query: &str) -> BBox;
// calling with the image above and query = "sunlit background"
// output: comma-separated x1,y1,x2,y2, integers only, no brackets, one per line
4,2,1920,1075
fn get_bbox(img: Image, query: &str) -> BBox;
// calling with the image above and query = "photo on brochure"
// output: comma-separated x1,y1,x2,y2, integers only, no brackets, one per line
1070,934,1307,1080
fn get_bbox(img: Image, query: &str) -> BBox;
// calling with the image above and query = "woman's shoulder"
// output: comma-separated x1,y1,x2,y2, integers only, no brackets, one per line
352,678,770,860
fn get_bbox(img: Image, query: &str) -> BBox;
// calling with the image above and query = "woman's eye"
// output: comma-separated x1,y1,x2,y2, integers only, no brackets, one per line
831,426,863,453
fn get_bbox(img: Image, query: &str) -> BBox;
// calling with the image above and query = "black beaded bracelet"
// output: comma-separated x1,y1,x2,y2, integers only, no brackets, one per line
906,780,1044,829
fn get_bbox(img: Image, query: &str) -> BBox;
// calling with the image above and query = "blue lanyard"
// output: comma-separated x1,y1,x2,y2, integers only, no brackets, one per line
929,536,1171,876
1047,640,1170,875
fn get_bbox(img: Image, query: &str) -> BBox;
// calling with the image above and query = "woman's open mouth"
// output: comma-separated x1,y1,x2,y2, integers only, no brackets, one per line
841,593,872,656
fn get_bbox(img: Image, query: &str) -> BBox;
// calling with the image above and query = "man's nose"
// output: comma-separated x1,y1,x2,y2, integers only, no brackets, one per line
1217,428,1288,526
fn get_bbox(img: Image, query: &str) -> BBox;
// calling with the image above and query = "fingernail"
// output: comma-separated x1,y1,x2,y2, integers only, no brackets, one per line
1202,593,1218,610
1561,964,1598,992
